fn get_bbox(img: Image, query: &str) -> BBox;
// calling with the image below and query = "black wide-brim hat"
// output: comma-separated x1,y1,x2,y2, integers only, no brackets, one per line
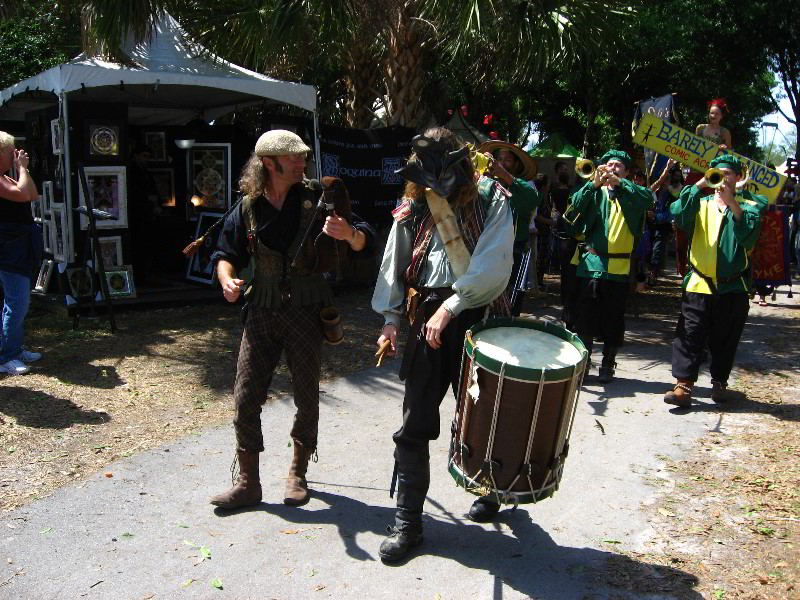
395,134,471,198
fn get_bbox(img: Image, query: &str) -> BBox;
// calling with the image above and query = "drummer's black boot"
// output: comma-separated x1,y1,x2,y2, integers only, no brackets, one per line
598,345,618,383
380,446,428,562
468,496,501,522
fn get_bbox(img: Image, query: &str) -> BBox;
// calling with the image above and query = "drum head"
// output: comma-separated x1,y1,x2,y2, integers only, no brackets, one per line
466,317,587,382
473,327,582,371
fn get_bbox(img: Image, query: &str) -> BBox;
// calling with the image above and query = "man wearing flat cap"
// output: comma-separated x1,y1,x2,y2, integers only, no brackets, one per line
664,154,766,408
372,126,513,561
210,130,372,509
561,149,653,382
478,140,540,315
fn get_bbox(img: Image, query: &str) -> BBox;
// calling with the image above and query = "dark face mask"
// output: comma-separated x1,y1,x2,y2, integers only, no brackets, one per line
395,134,470,198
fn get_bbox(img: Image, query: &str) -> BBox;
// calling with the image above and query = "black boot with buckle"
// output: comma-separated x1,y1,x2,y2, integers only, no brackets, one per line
380,446,428,562
597,346,618,383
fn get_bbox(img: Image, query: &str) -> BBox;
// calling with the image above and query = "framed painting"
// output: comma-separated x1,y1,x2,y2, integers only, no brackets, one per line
104,265,136,298
31,197,43,222
50,203,69,262
86,121,126,159
150,167,175,207
78,166,127,229
65,266,95,298
41,220,53,254
186,211,220,285
51,119,63,155
144,131,167,162
91,235,124,269
41,181,53,215
34,259,55,293
187,143,231,213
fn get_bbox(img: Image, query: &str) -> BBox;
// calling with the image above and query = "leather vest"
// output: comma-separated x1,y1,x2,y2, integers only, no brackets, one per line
241,187,331,309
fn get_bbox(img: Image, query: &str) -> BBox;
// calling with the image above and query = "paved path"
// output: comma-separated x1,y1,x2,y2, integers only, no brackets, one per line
1,287,794,600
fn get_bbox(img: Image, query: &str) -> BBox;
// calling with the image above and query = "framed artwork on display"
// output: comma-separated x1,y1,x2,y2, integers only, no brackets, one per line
41,220,53,254
78,166,128,229
86,121,126,159
31,197,43,222
104,265,136,298
41,181,53,215
149,167,175,206
186,211,220,285
34,259,55,293
65,266,94,298
50,119,63,155
187,143,231,213
50,204,68,262
144,132,167,161
91,235,124,268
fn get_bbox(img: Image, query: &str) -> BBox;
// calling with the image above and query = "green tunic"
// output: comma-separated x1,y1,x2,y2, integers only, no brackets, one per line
505,177,540,243
671,184,765,295
563,179,653,282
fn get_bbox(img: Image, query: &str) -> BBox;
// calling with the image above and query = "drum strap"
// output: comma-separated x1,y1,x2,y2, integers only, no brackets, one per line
389,461,398,498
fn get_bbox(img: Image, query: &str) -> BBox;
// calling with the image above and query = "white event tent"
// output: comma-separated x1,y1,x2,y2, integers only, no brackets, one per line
0,14,318,265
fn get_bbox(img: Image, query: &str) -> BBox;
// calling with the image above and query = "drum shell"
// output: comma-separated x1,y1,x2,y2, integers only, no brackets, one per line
450,318,587,503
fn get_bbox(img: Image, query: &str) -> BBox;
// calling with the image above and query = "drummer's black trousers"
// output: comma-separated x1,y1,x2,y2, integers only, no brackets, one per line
671,291,749,384
575,276,628,356
392,293,485,533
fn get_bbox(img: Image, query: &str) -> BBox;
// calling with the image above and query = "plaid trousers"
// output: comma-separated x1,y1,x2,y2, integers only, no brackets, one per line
233,304,323,453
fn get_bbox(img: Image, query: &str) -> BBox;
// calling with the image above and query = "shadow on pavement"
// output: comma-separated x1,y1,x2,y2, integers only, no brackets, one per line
221,489,702,599
0,385,111,428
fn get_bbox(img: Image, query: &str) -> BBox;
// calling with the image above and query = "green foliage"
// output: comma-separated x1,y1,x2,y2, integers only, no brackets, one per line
0,2,81,91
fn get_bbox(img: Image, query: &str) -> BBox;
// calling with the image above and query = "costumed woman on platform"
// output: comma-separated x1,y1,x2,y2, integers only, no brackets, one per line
372,127,513,561
676,98,733,275
209,130,372,509
664,154,766,408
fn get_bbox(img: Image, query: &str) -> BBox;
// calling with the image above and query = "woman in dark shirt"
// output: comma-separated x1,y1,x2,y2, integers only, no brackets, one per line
0,131,40,375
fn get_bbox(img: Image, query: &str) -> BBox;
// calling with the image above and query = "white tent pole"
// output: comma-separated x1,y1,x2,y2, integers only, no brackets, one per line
313,109,321,180
60,89,75,262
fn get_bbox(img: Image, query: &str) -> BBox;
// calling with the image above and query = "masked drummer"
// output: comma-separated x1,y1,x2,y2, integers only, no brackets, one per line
372,127,513,561
664,154,765,408
561,150,653,382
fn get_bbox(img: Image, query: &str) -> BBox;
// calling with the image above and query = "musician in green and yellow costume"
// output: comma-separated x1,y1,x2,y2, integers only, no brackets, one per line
664,154,765,408
562,149,653,382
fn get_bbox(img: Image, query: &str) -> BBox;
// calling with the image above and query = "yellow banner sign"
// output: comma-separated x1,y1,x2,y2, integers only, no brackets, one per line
633,113,786,204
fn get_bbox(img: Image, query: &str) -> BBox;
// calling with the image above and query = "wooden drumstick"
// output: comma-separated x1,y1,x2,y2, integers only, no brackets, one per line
375,338,391,367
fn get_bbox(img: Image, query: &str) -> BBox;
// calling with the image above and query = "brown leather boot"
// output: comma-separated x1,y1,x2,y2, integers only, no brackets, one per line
664,380,693,408
210,450,261,509
284,440,313,506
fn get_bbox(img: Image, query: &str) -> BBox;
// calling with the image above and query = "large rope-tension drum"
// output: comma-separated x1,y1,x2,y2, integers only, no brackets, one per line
448,318,588,504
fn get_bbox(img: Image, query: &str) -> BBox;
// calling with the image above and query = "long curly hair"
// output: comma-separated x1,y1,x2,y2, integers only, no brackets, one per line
403,127,477,208
238,153,268,198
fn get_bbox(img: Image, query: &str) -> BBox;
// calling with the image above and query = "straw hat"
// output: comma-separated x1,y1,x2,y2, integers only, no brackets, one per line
255,129,311,156
478,140,537,179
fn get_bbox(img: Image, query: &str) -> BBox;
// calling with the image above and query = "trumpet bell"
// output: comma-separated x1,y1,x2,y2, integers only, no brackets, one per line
575,158,595,179
468,144,492,175
705,167,725,188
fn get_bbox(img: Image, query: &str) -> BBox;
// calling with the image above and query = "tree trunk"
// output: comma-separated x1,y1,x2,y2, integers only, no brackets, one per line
345,47,381,129
583,95,595,158
384,2,425,128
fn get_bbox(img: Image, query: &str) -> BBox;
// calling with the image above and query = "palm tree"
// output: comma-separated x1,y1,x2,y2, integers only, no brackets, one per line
75,0,633,129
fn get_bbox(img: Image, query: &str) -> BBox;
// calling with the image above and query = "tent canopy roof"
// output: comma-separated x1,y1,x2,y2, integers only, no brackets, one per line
0,14,315,125
529,132,581,158
443,111,488,146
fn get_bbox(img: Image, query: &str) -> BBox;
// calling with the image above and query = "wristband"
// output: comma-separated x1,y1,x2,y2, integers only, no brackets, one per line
350,226,358,244
442,303,456,318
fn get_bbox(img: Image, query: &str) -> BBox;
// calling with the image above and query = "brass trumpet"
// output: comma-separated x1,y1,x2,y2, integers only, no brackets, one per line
468,143,493,174
705,167,726,188
575,158,595,179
